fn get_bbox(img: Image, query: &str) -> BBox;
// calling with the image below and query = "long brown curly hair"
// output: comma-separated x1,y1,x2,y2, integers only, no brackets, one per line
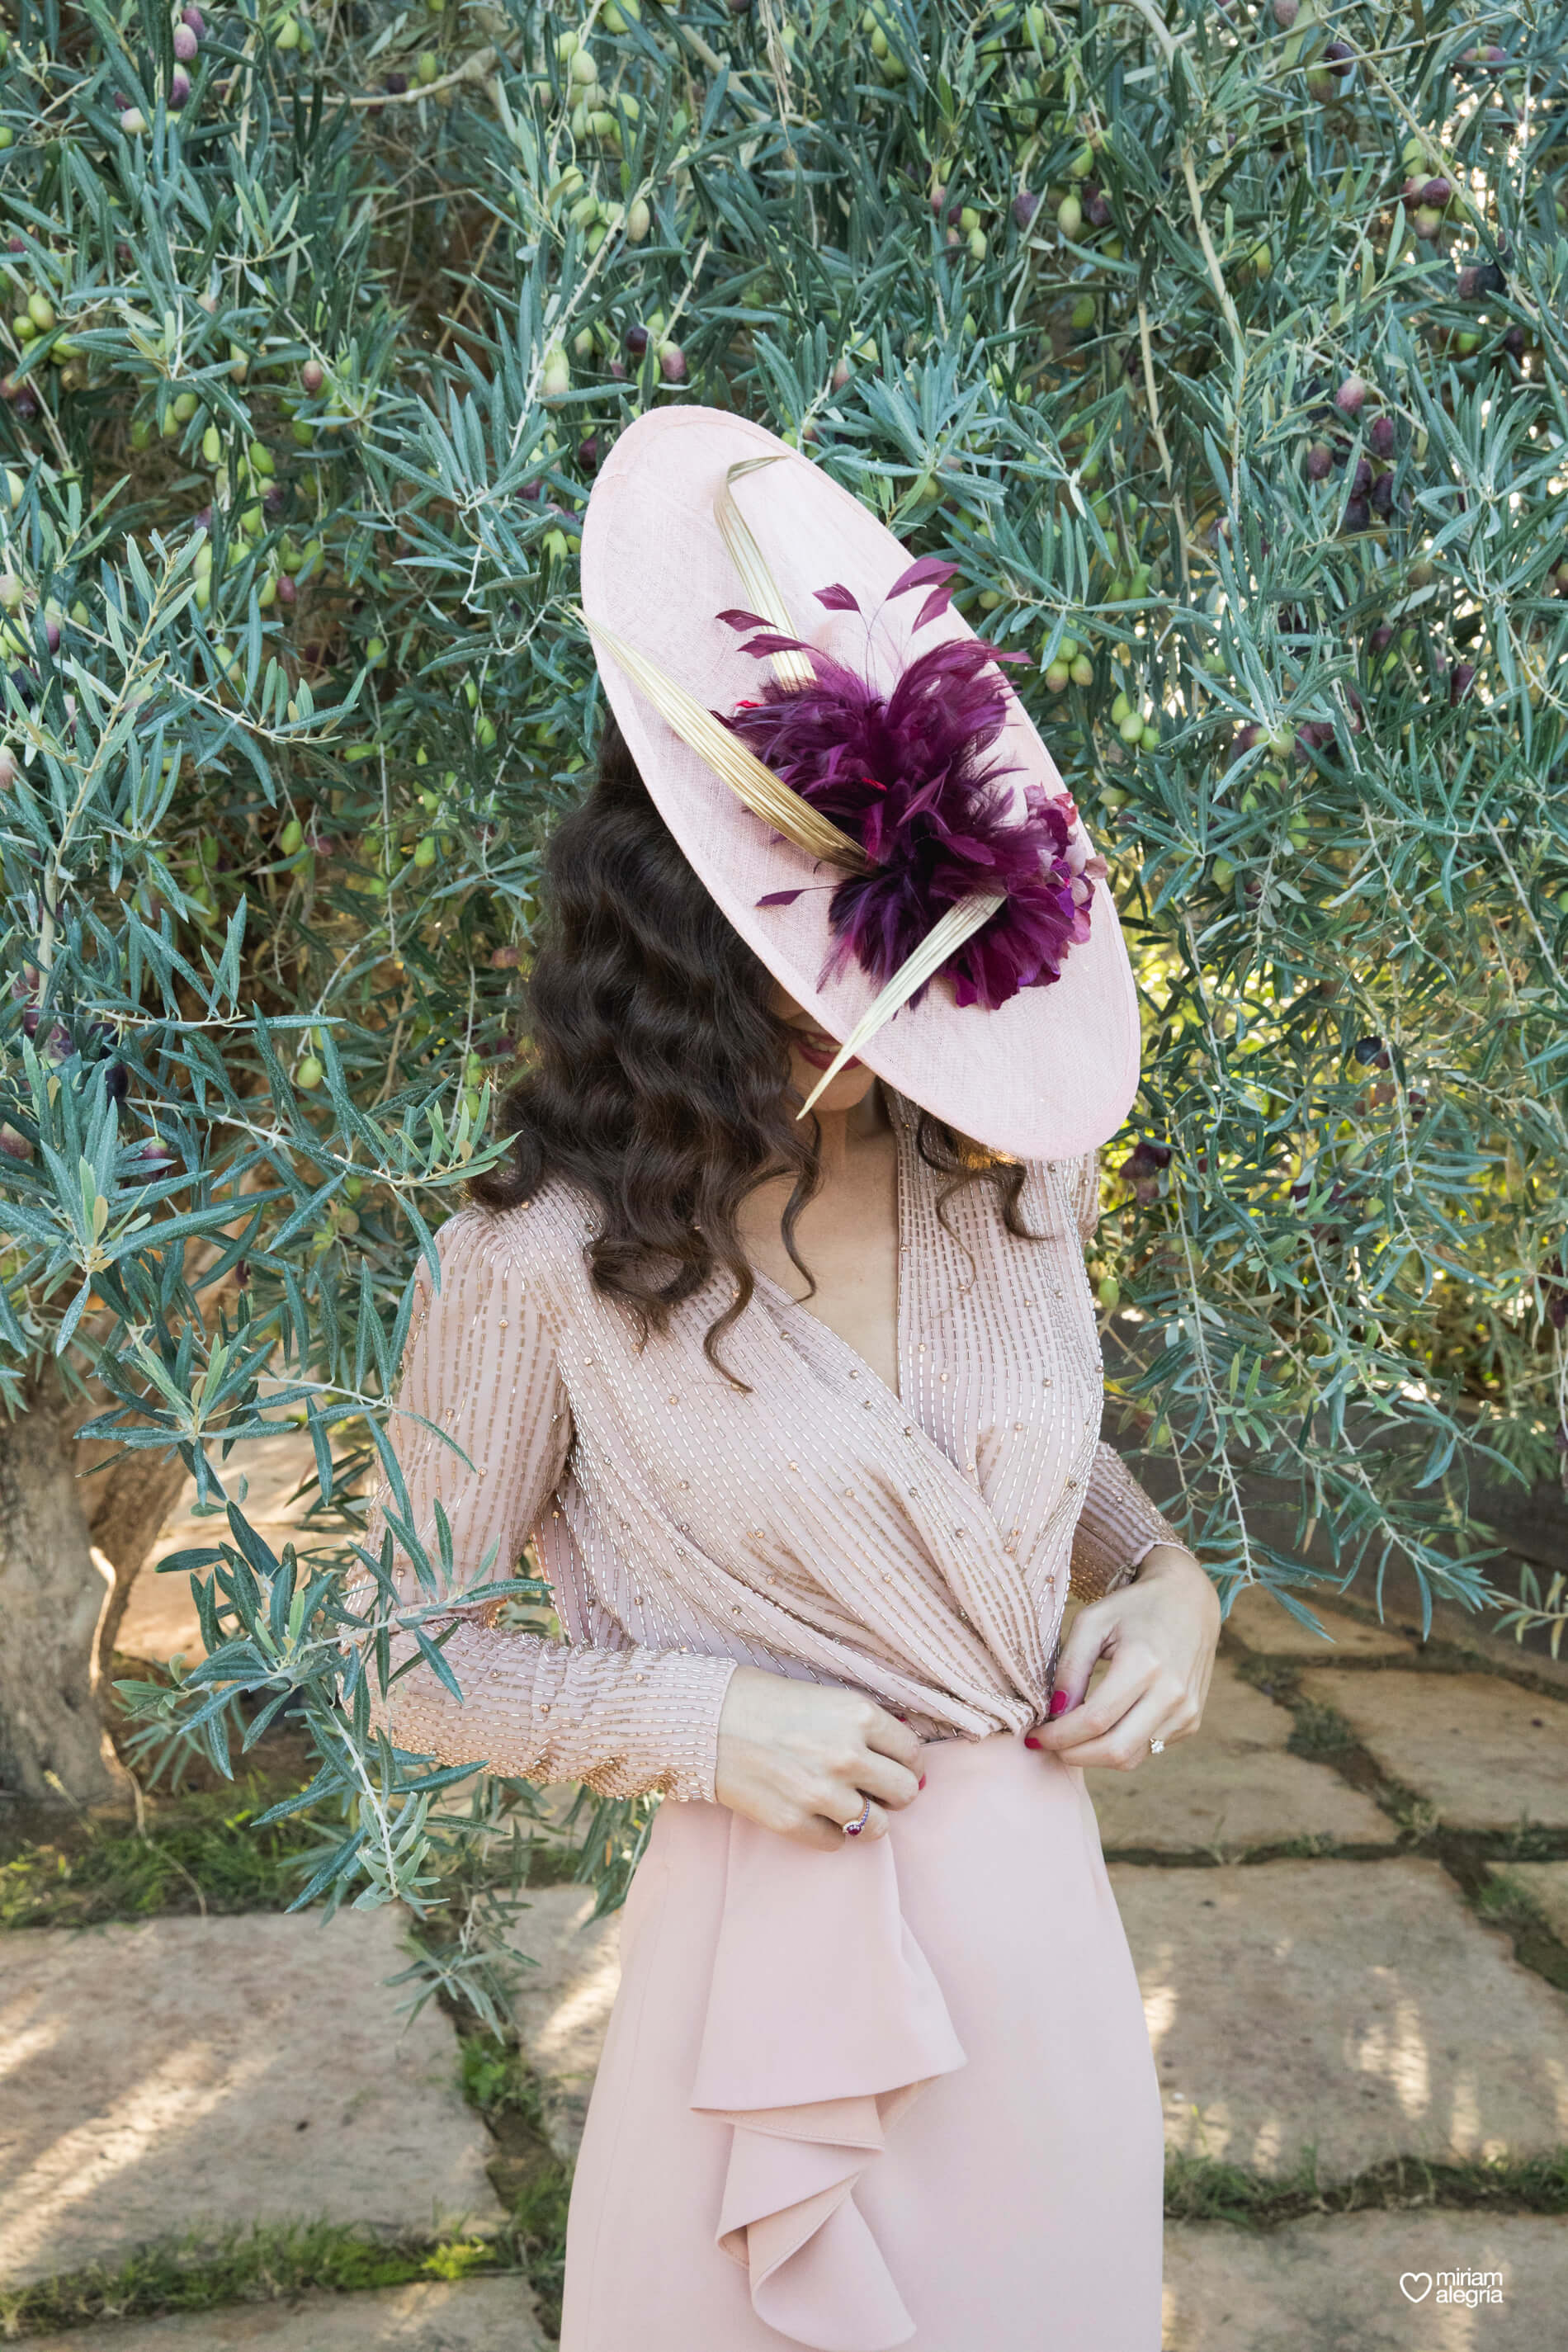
468,715,1042,1379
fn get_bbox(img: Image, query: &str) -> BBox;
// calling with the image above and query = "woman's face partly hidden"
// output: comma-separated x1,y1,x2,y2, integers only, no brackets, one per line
767,981,879,1114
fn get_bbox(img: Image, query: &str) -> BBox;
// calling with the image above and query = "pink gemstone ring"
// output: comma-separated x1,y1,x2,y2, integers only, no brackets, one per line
843,1796,872,1837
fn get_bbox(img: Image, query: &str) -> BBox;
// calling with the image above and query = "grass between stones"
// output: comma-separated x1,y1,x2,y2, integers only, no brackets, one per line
1164,2146,1568,2228
454,2028,574,2337
0,2218,512,2340
1229,1644,1568,1995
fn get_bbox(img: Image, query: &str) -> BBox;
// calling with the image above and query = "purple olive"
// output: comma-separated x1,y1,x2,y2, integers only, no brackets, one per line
384,71,408,93
1012,190,1039,229
1369,471,1394,516
277,574,296,604
1504,324,1524,357
173,22,198,59
1306,441,1333,479
1334,373,1367,416
300,358,324,394
6,234,23,255
170,67,191,105
659,341,687,384
1449,661,1475,702
626,323,649,357
1368,414,1395,456
1341,496,1370,533
1324,38,1353,70
1351,455,1372,497
1272,0,1297,23
1370,623,1394,653
182,5,206,34
577,433,599,470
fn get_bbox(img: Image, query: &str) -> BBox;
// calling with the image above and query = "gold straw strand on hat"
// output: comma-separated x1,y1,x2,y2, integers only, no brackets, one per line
579,611,868,873
795,890,1007,1121
713,457,816,692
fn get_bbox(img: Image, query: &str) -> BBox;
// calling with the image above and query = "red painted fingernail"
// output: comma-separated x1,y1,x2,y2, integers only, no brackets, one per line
919,1774,927,1789
1048,1690,1071,1717
1023,1735,1041,1750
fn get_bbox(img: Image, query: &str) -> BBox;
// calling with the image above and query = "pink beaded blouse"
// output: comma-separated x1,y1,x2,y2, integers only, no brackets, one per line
363,1086,1179,1795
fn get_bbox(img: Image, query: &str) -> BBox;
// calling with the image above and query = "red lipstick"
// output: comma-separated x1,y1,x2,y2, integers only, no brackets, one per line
792,1030,862,1074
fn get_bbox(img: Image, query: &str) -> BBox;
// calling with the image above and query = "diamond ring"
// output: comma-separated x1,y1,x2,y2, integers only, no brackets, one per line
1149,1736,1166,1757
843,1796,872,1836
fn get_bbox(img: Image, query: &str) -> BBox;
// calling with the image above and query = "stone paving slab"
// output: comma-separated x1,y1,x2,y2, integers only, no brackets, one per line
1113,1857,1568,2180
504,1886,622,2160
1164,2210,1564,2351
1296,1669,1568,1830
1489,1860,1568,1945
0,1910,502,2286
29,2279,544,2351
1226,1584,1415,1658
1090,1658,1391,1855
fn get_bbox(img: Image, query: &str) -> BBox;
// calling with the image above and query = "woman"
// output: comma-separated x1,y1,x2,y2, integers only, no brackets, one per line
366,410,1221,2351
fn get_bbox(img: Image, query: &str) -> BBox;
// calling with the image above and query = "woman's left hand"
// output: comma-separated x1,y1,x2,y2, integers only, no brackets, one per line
1029,1546,1221,1771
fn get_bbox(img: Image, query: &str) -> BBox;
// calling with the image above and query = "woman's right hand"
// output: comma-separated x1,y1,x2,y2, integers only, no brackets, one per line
714,1665,926,1849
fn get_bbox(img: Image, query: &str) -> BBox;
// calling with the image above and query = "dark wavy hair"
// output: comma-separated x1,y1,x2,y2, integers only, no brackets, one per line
467,715,1044,1380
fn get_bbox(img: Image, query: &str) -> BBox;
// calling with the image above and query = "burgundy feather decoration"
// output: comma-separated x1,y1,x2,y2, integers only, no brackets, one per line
723,588,1095,1011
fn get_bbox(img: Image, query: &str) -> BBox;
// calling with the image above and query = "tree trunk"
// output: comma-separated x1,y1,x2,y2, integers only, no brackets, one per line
0,1164,269,1805
0,1363,134,1806
78,1416,197,1681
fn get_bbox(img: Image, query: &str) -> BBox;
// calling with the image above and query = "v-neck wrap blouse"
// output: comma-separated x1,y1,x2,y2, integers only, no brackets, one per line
365,1089,1180,2352
363,1089,1178,1793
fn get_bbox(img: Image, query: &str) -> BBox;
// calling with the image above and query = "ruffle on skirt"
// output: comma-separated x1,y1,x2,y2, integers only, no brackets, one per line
690,1809,968,2350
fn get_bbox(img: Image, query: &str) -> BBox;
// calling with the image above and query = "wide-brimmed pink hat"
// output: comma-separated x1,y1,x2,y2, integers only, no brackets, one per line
579,406,1140,1162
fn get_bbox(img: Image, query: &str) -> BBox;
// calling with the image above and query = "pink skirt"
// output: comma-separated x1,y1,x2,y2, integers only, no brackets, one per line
560,1729,1164,2352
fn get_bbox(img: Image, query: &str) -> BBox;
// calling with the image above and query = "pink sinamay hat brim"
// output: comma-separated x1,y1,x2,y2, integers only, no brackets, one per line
580,407,1141,1162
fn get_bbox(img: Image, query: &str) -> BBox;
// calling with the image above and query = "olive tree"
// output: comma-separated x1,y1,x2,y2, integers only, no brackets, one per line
0,0,1562,1923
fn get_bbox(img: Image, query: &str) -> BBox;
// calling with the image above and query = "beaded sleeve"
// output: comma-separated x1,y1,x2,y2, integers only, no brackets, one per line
1061,1151,1186,1600
360,1210,739,1802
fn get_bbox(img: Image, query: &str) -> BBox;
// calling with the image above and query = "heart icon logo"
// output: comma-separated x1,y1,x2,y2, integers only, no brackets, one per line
1400,2273,1433,2302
